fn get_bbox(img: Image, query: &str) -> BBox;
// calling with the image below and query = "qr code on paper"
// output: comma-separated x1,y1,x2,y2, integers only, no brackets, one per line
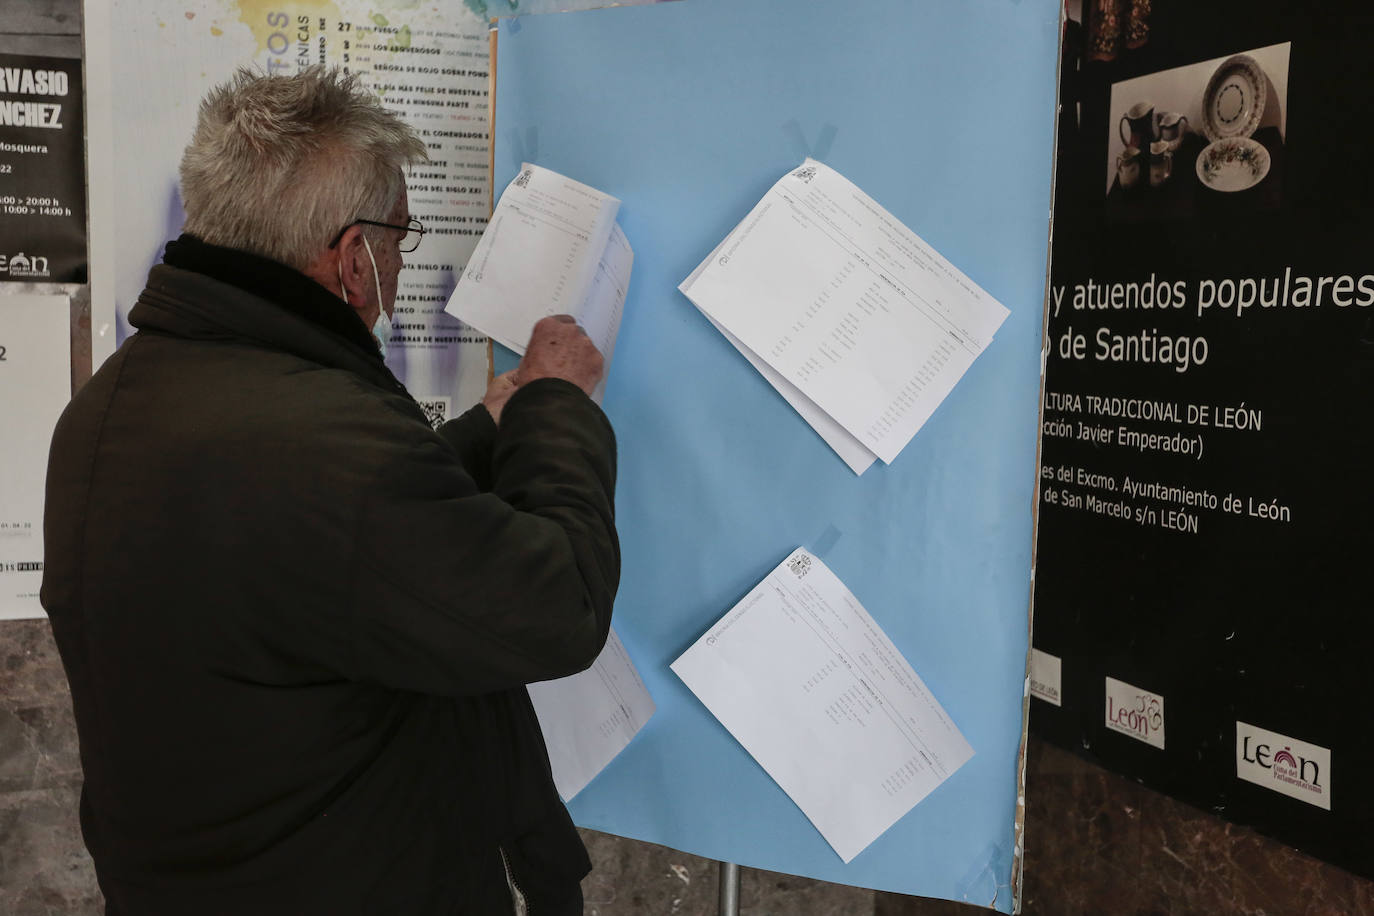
416,397,451,429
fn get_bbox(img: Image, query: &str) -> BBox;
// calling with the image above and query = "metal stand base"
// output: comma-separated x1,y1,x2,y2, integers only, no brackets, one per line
719,861,740,916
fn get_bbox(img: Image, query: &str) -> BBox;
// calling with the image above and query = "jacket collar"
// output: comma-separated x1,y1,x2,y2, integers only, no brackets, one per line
160,234,381,356
129,236,411,398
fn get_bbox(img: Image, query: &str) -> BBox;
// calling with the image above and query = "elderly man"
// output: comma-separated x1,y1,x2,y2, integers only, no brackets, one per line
42,67,617,915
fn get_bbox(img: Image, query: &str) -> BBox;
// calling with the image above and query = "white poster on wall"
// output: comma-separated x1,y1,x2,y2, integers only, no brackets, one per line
0,293,70,619
83,0,494,417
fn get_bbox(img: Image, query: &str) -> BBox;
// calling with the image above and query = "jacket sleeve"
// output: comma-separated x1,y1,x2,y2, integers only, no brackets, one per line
348,378,619,696
436,402,498,491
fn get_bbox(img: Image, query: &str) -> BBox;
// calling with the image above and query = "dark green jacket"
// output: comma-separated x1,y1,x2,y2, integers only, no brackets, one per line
42,238,619,915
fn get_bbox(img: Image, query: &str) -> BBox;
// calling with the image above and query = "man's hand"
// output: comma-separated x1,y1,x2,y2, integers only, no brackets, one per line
514,315,605,397
481,370,520,425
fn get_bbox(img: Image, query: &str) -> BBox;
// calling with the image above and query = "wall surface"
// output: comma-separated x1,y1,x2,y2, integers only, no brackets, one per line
2,609,1374,911
2,0,1372,913
3,613,1371,915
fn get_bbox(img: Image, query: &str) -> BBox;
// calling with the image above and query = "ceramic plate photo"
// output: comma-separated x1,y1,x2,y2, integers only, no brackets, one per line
1201,54,1267,141
1196,138,1271,192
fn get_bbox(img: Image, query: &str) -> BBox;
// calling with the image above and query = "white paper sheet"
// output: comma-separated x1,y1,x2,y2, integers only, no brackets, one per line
527,627,656,801
680,159,1010,465
671,547,974,863
706,315,876,475
581,223,633,404
0,294,71,619
445,163,624,360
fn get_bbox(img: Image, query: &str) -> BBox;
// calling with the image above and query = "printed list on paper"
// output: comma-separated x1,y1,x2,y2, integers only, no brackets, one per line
444,163,632,402
671,548,974,863
680,159,1009,469
527,627,656,801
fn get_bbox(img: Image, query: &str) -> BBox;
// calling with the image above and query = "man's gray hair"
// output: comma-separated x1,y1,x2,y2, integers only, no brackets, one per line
179,66,428,269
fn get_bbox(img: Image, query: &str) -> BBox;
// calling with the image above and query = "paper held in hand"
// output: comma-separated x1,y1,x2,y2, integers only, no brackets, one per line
527,627,656,802
671,548,974,863
679,159,1009,473
443,163,633,402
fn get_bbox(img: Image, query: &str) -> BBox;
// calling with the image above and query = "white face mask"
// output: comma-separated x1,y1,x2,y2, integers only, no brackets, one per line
337,235,391,360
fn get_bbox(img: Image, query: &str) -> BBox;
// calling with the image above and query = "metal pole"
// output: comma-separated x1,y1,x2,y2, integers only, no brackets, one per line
718,861,740,916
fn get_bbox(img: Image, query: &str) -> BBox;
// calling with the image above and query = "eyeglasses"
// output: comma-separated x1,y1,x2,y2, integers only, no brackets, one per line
328,217,425,253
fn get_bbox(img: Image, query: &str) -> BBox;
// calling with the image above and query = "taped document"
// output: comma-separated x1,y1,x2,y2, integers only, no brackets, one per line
672,547,974,862
528,627,655,800
680,159,1009,468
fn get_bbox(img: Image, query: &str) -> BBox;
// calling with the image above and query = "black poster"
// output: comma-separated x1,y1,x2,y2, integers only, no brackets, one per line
0,54,86,284
1032,0,1373,877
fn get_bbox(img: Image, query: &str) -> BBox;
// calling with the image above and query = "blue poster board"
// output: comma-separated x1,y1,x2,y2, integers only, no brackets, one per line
494,0,1058,907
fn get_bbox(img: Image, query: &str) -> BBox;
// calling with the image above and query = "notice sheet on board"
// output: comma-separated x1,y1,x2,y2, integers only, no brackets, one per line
672,548,974,863
527,627,655,801
680,159,1010,468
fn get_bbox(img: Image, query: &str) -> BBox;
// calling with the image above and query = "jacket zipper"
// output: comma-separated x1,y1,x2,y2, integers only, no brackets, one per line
499,845,528,916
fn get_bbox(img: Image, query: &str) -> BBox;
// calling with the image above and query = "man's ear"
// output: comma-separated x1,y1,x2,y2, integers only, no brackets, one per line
334,225,372,314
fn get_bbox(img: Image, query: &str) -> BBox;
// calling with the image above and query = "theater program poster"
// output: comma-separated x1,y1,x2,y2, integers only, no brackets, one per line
0,54,87,283
1031,0,1372,877
83,1,496,416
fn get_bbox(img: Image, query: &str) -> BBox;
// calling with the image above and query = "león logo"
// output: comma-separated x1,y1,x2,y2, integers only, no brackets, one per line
1251,741,1321,792
1104,677,1165,749
0,251,51,279
1235,721,1331,810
